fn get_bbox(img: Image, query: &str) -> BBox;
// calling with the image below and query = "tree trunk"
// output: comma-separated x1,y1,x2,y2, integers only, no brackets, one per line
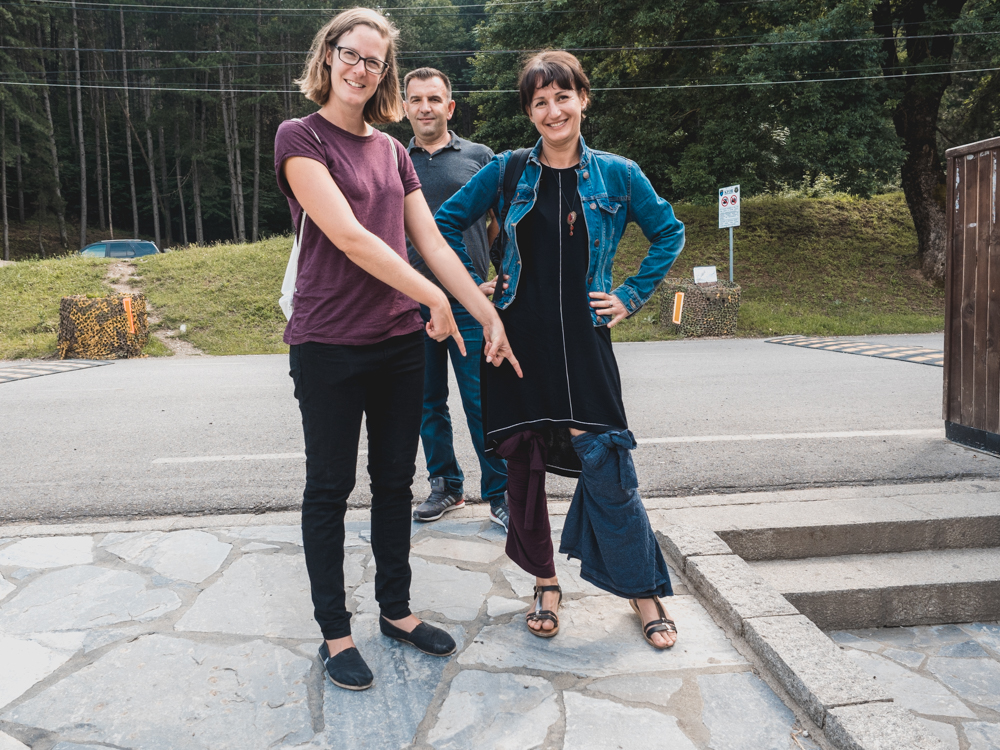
896,92,949,282
142,81,161,248
101,88,113,238
192,100,204,245
92,88,105,231
39,24,68,249
121,9,139,238
2,103,9,261
218,59,245,242
174,122,188,246
73,0,87,247
157,125,173,246
14,115,23,224
282,41,291,119
146,124,160,247
873,0,966,284
143,92,163,248
63,50,76,151
230,68,246,242
252,19,261,243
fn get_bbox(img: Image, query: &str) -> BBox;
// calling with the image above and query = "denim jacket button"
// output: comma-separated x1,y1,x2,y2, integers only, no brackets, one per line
593,240,599,247
588,276,593,284
590,202,597,210
583,171,590,179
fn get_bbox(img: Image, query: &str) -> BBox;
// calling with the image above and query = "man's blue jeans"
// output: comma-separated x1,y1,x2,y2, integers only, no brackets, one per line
419,303,507,508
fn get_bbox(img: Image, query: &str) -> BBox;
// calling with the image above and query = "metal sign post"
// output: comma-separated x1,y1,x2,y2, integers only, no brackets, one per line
718,185,740,282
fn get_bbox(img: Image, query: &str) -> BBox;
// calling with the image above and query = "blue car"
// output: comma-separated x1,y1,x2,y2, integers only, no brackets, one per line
79,239,161,258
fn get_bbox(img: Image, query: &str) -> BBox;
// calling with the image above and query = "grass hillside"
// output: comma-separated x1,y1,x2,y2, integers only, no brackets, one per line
0,194,944,359
612,193,944,341
0,257,110,360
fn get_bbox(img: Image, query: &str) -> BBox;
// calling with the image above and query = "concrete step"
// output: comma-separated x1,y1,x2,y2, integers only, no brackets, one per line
662,492,1000,560
749,547,1000,629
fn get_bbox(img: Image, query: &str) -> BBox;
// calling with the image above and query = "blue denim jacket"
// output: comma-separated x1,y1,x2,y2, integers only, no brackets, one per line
434,136,685,325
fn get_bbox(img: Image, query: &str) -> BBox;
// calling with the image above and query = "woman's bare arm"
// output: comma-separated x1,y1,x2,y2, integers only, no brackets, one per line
404,190,522,377
283,156,464,352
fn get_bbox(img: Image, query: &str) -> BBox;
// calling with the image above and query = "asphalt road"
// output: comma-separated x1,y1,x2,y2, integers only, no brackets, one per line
1,333,991,523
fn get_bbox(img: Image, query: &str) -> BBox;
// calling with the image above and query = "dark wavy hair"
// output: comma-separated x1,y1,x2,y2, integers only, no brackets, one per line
518,50,591,115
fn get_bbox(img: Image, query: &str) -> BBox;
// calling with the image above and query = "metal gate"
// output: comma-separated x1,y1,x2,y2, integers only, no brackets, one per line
945,136,1000,453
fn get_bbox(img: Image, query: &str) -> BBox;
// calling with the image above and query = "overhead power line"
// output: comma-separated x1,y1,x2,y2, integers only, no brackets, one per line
4,28,1000,58
1,62,995,94
19,0,542,11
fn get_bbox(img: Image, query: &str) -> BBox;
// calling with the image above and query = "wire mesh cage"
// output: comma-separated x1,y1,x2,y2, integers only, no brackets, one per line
58,293,149,359
659,280,742,337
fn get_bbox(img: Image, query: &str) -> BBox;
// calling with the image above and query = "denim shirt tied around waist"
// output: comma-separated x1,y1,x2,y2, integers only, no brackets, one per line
434,136,685,326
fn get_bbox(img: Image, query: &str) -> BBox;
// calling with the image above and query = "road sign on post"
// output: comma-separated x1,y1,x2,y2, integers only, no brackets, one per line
719,185,740,282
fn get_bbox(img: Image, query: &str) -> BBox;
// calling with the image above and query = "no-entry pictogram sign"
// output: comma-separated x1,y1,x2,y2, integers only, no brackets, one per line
719,185,740,229
718,184,741,282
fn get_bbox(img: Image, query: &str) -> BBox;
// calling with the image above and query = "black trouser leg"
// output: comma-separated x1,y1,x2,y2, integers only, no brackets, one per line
364,332,425,621
291,332,424,639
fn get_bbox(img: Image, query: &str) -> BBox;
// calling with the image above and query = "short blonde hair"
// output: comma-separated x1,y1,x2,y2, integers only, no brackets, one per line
295,8,403,125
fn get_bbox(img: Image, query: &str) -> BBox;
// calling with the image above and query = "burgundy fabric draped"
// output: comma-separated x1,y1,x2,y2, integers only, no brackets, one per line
496,430,555,578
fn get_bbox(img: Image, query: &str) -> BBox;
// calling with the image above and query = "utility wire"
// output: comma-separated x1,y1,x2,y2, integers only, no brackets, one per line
5,28,1000,57
23,55,998,79
20,0,541,11
1,62,995,94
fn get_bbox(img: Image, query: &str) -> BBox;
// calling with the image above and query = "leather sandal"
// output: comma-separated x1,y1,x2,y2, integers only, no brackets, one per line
629,597,678,650
526,584,562,638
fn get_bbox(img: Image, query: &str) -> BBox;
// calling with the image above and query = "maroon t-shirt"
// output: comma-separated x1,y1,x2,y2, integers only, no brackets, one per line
274,112,423,346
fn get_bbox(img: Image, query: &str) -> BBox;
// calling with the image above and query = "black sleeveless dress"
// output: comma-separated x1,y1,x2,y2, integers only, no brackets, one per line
481,164,628,476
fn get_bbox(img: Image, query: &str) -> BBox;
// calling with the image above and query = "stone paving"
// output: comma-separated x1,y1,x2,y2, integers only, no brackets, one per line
0,510,823,750
829,624,1000,750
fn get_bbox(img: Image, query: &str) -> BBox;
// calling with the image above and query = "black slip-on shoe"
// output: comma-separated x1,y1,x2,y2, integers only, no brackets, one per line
379,617,456,656
318,641,374,691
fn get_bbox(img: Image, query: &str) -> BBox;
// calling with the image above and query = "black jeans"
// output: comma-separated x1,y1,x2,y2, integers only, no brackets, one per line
290,332,424,640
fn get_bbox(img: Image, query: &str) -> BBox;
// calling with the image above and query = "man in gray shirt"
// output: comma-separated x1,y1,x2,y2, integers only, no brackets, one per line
404,67,509,531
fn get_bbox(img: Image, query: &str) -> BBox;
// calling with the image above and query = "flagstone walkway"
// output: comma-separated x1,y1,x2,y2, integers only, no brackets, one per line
829,624,1000,750
0,510,822,750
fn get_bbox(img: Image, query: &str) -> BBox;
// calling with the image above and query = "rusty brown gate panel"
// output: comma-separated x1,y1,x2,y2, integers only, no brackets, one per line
945,136,1000,454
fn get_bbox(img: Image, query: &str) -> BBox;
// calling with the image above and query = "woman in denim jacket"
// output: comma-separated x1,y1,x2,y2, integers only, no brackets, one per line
435,51,685,649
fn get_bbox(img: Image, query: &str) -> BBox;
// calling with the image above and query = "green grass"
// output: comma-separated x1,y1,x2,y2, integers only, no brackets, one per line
0,256,177,360
131,236,292,356
0,257,114,359
610,193,945,342
1,194,945,360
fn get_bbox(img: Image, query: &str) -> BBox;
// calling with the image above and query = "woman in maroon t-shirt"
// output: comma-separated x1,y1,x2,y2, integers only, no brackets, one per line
275,7,520,692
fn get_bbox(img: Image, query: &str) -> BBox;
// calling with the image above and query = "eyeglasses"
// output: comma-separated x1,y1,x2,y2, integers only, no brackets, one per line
332,45,388,76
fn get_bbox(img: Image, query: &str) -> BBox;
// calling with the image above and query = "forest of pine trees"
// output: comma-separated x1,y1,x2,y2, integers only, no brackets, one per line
0,0,480,260
1,0,999,281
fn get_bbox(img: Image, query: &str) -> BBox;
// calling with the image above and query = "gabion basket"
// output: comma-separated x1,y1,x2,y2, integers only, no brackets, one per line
660,279,741,337
58,293,149,359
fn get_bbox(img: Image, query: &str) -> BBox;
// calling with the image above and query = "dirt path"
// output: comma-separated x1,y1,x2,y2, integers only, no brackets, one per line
105,261,205,357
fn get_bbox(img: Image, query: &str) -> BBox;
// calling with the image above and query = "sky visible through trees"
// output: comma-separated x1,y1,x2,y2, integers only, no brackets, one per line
1,0,999,280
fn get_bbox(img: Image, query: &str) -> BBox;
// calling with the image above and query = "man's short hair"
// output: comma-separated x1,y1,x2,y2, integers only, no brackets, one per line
403,67,452,99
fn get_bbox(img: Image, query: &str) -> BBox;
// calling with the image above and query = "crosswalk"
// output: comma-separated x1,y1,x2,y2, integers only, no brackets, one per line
765,335,944,367
0,359,114,384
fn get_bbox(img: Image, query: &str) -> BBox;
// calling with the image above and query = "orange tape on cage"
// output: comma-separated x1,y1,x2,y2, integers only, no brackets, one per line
672,292,684,324
122,296,136,334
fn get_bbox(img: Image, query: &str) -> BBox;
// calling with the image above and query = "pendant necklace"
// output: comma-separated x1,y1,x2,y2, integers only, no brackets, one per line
543,151,580,236
556,172,579,237
558,173,579,236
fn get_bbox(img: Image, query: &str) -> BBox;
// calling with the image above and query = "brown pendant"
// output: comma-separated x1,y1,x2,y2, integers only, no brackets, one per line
567,211,577,236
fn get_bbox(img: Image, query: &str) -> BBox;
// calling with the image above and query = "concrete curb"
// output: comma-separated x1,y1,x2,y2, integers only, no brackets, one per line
652,521,946,750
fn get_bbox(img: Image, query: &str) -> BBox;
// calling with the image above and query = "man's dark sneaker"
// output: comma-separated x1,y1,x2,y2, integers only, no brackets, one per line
412,477,465,522
489,500,509,532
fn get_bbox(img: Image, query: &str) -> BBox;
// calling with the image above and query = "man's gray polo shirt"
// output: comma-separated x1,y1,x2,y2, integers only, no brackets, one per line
407,131,494,301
